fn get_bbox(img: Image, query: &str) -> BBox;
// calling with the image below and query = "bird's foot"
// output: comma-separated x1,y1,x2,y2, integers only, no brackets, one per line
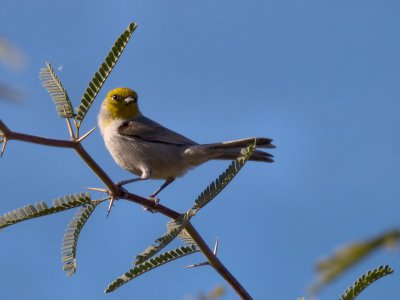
142,196,160,213
115,180,125,187
116,185,128,194
148,195,160,204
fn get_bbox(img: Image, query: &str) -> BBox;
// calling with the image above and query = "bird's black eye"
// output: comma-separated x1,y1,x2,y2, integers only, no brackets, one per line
112,95,122,101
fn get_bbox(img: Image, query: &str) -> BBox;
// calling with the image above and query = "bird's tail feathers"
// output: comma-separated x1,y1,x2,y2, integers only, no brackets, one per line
204,137,275,150
190,137,275,163
214,149,274,163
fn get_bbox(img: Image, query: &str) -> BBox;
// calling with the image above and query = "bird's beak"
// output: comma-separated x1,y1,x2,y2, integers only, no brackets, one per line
124,96,136,104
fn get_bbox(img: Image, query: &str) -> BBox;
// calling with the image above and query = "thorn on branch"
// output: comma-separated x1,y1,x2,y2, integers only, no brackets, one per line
86,185,125,217
86,186,116,216
186,261,209,269
87,187,109,193
186,237,219,269
106,197,116,218
1,136,7,157
213,237,219,255
65,115,75,140
77,126,97,143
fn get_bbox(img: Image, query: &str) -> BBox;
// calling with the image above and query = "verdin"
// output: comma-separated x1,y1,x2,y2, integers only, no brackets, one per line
98,87,275,198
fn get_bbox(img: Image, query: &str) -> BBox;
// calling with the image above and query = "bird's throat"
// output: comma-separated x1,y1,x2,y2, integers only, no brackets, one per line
108,103,141,121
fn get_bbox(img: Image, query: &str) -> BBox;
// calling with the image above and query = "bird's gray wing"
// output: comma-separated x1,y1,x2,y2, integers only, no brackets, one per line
118,116,197,146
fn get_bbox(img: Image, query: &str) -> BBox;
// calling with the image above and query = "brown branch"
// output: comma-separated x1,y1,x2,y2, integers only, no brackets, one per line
0,119,75,148
185,224,252,299
0,119,252,300
0,119,117,194
74,143,118,194
122,192,252,299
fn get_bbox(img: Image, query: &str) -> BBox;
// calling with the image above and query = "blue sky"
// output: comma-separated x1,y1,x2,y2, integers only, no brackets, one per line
1,1,400,299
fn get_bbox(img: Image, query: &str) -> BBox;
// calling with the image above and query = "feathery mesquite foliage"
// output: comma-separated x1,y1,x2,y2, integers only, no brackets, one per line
134,210,195,265
39,62,74,118
193,143,256,210
76,23,137,128
0,193,92,230
105,245,199,293
62,201,101,276
311,230,400,294
340,265,394,300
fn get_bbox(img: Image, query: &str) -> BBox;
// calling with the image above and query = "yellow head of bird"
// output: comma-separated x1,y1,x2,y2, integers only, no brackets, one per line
102,87,140,120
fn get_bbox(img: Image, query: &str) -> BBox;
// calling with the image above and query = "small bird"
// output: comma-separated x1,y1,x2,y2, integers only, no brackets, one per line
98,87,275,205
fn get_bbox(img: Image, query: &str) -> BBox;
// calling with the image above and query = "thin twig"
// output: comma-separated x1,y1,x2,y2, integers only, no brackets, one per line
0,120,75,148
74,143,118,195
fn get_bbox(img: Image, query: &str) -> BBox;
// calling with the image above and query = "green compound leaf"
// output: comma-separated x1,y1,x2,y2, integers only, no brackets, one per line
62,201,100,276
176,228,196,246
0,193,92,230
105,245,199,293
134,210,195,265
76,22,137,128
39,62,75,118
193,142,256,210
311,229,400,294
340,265,393,300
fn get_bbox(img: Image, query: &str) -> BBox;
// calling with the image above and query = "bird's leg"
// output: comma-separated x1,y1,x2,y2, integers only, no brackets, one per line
143,178,175,213
116,177,146,187
118,167,152,187
150,177,175,198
